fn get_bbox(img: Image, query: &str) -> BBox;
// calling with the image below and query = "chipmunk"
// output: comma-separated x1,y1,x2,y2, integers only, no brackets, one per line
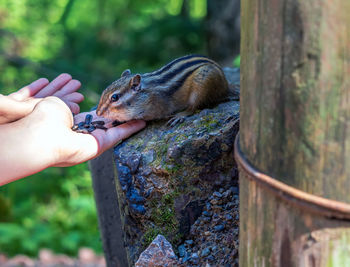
96,55,229,126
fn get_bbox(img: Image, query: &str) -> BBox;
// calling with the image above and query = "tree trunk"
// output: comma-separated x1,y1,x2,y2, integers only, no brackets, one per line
237,0,350,265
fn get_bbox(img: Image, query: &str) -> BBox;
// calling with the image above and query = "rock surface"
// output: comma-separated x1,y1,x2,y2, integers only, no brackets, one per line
113,68,240,265
136,185,240,267
135,235,180,267
179,187,239,266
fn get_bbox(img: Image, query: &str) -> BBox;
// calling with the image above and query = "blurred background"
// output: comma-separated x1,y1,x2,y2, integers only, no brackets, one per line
0,0,240,258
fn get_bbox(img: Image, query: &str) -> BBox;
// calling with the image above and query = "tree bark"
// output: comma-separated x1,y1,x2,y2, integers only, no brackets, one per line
238,0,350,265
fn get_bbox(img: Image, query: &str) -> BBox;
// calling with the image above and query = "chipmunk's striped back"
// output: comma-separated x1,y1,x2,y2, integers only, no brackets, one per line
142,55,222,96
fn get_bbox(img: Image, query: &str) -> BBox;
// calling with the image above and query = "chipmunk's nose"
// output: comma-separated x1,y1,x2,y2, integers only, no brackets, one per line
96,105,107,116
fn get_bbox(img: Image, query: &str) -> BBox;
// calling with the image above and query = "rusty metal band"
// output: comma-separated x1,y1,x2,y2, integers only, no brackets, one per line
234,134,350,220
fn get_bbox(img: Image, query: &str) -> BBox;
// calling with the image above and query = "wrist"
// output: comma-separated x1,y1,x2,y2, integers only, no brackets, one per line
0,118,54,185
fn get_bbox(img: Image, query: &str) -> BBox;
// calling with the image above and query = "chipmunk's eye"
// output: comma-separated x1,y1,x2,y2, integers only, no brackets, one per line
111,93,121,102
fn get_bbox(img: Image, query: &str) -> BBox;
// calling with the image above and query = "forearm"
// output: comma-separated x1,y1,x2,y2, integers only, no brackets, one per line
0,117,55,185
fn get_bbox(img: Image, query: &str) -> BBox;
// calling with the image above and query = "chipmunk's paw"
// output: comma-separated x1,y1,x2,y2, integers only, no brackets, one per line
167,116,185,127
166,111,192,127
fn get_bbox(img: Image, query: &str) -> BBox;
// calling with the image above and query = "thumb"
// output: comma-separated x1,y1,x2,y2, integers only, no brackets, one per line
9,78,49,100
92,120,146,154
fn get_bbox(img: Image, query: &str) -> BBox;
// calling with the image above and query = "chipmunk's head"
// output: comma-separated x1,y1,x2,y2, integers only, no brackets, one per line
96,69,145,122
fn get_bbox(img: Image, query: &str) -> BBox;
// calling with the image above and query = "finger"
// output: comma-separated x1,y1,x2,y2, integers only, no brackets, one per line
53,79,82,98
65,102,80,115
61,92,84,104
35,73,72,98
55,120,145,167
92,120,146,151
9,78,49,100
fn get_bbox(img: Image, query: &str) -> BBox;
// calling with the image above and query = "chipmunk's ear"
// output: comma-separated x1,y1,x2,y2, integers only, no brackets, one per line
121,69,131,77
130,74,142,91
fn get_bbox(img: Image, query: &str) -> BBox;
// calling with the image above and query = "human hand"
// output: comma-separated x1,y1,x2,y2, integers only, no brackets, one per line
0,74,83,124
0,96,145,183
29,97,146,167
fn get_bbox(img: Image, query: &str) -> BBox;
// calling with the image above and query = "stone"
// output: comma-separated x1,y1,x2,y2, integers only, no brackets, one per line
190,253,199,265
210,199,219,205
127,153,141,174
201,247,211,257
178,244,186,258
130,203,146,215
214,224,225,232
202,211,212,217
231,186,239,195
185,239,194,247
206,203,212,211
202,217,211,223
112,68,240,265
213,191,223,198
207,255,216,262
222,189,232,199
135,235,179,267
225,214,233,221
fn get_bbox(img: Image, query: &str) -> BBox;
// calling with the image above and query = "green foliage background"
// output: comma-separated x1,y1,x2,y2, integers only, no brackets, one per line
0,0,208,257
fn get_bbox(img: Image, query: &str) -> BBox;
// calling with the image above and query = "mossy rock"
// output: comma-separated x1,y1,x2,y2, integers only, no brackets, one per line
113,68,240,265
